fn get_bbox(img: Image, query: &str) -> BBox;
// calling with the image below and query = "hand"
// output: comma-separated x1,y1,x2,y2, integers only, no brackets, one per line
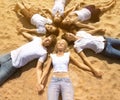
93,69,102,78
20,27,27,32
36,83,44,93
16,25,24,34
97,28,106,33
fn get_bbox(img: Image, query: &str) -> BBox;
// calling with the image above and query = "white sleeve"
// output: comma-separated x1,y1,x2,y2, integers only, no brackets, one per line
33,36,40,40
38,54,47,63
74,44,83,53
36,27,46,34
75,46,83,53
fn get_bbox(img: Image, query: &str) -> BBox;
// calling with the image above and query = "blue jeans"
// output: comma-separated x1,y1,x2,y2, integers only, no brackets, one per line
48,77,74,100
0,53,17,86
102,37,120,58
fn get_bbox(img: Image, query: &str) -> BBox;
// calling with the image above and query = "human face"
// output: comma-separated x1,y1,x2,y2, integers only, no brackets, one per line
42,36,52,47
54,13,62,23
56,39,67,51
62,16,73,26
45,24,56,33
65,33,76,42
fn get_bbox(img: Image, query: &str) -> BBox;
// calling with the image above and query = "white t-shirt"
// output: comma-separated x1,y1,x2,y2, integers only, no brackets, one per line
31,14,52,34
52,0,66,16
50,52,70,72
74,31,105,53
11,37,47,68
73,8,91,22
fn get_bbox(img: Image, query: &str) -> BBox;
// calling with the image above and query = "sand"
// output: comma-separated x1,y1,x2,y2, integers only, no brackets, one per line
0,0,120,100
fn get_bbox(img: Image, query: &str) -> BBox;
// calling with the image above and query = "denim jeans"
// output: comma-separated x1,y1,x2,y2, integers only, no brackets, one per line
48,77,74,100
102,37,120,58
0,53,17,86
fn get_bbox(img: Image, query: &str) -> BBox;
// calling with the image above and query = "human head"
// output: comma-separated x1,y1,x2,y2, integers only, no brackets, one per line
62,15,73,26
62,32,76,45
45,24,59,36
54,39,68,53
53,12,63,24
42,34,57,48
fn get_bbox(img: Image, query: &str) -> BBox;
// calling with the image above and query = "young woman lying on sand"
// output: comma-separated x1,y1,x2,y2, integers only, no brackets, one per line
36,39,102,98
15,2,59,36
42,0,96,30
62,0,116,28
62,27,120,64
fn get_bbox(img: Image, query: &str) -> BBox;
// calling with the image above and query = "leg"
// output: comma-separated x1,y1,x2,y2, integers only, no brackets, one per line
103,38,120,58
106,37,120,46
47,77,60,100
16,2,33,20
61,78,74,100
0,53,11,64
0,59,17,86
99,0,116,12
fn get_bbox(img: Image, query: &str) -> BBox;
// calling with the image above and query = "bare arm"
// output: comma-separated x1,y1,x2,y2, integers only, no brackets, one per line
70,54,102,77
39,57,52,84
63,3,79,17
78,51,102,77
75,22,96,30
36,61,44,84
20,27,41,34
38,7,48,18
87,28,106,35
21,32,34,40
70,54,91,71
42,8,52,16
63,7,75,17
36,57,52,92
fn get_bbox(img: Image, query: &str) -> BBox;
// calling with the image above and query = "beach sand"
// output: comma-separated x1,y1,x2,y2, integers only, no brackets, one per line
0,0,120,100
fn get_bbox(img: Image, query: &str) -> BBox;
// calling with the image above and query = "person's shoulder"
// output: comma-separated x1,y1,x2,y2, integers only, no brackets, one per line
76,30,87,35
33,36,42,42
64,52,70,56
50,53,56,57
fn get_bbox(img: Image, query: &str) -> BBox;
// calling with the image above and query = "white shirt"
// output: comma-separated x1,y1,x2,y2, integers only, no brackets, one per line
11,37,47,68
50,52,70,72
73,8,91,22
31,14,52,34
74,31,105,53
52,0,66,16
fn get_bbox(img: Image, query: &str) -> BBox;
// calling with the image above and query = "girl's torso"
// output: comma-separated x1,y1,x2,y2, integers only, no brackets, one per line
74,31,105,53
50,52,70,77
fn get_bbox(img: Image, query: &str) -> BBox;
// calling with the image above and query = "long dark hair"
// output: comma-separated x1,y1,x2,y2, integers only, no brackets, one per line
61,33,74,45
46,25,59,37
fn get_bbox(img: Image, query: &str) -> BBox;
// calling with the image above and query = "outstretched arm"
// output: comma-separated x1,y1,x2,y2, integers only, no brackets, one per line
38,7,49,18
37,57,52,92
20,27,38,33
63,3,80,17
78,51,102,77
42,8,52,16
75,22,96,30
36,61,44,85
87,28,106,35
21,32,34,40
70,54,91,71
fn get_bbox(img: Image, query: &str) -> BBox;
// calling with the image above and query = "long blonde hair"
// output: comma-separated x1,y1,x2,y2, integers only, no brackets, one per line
54,39,69,53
